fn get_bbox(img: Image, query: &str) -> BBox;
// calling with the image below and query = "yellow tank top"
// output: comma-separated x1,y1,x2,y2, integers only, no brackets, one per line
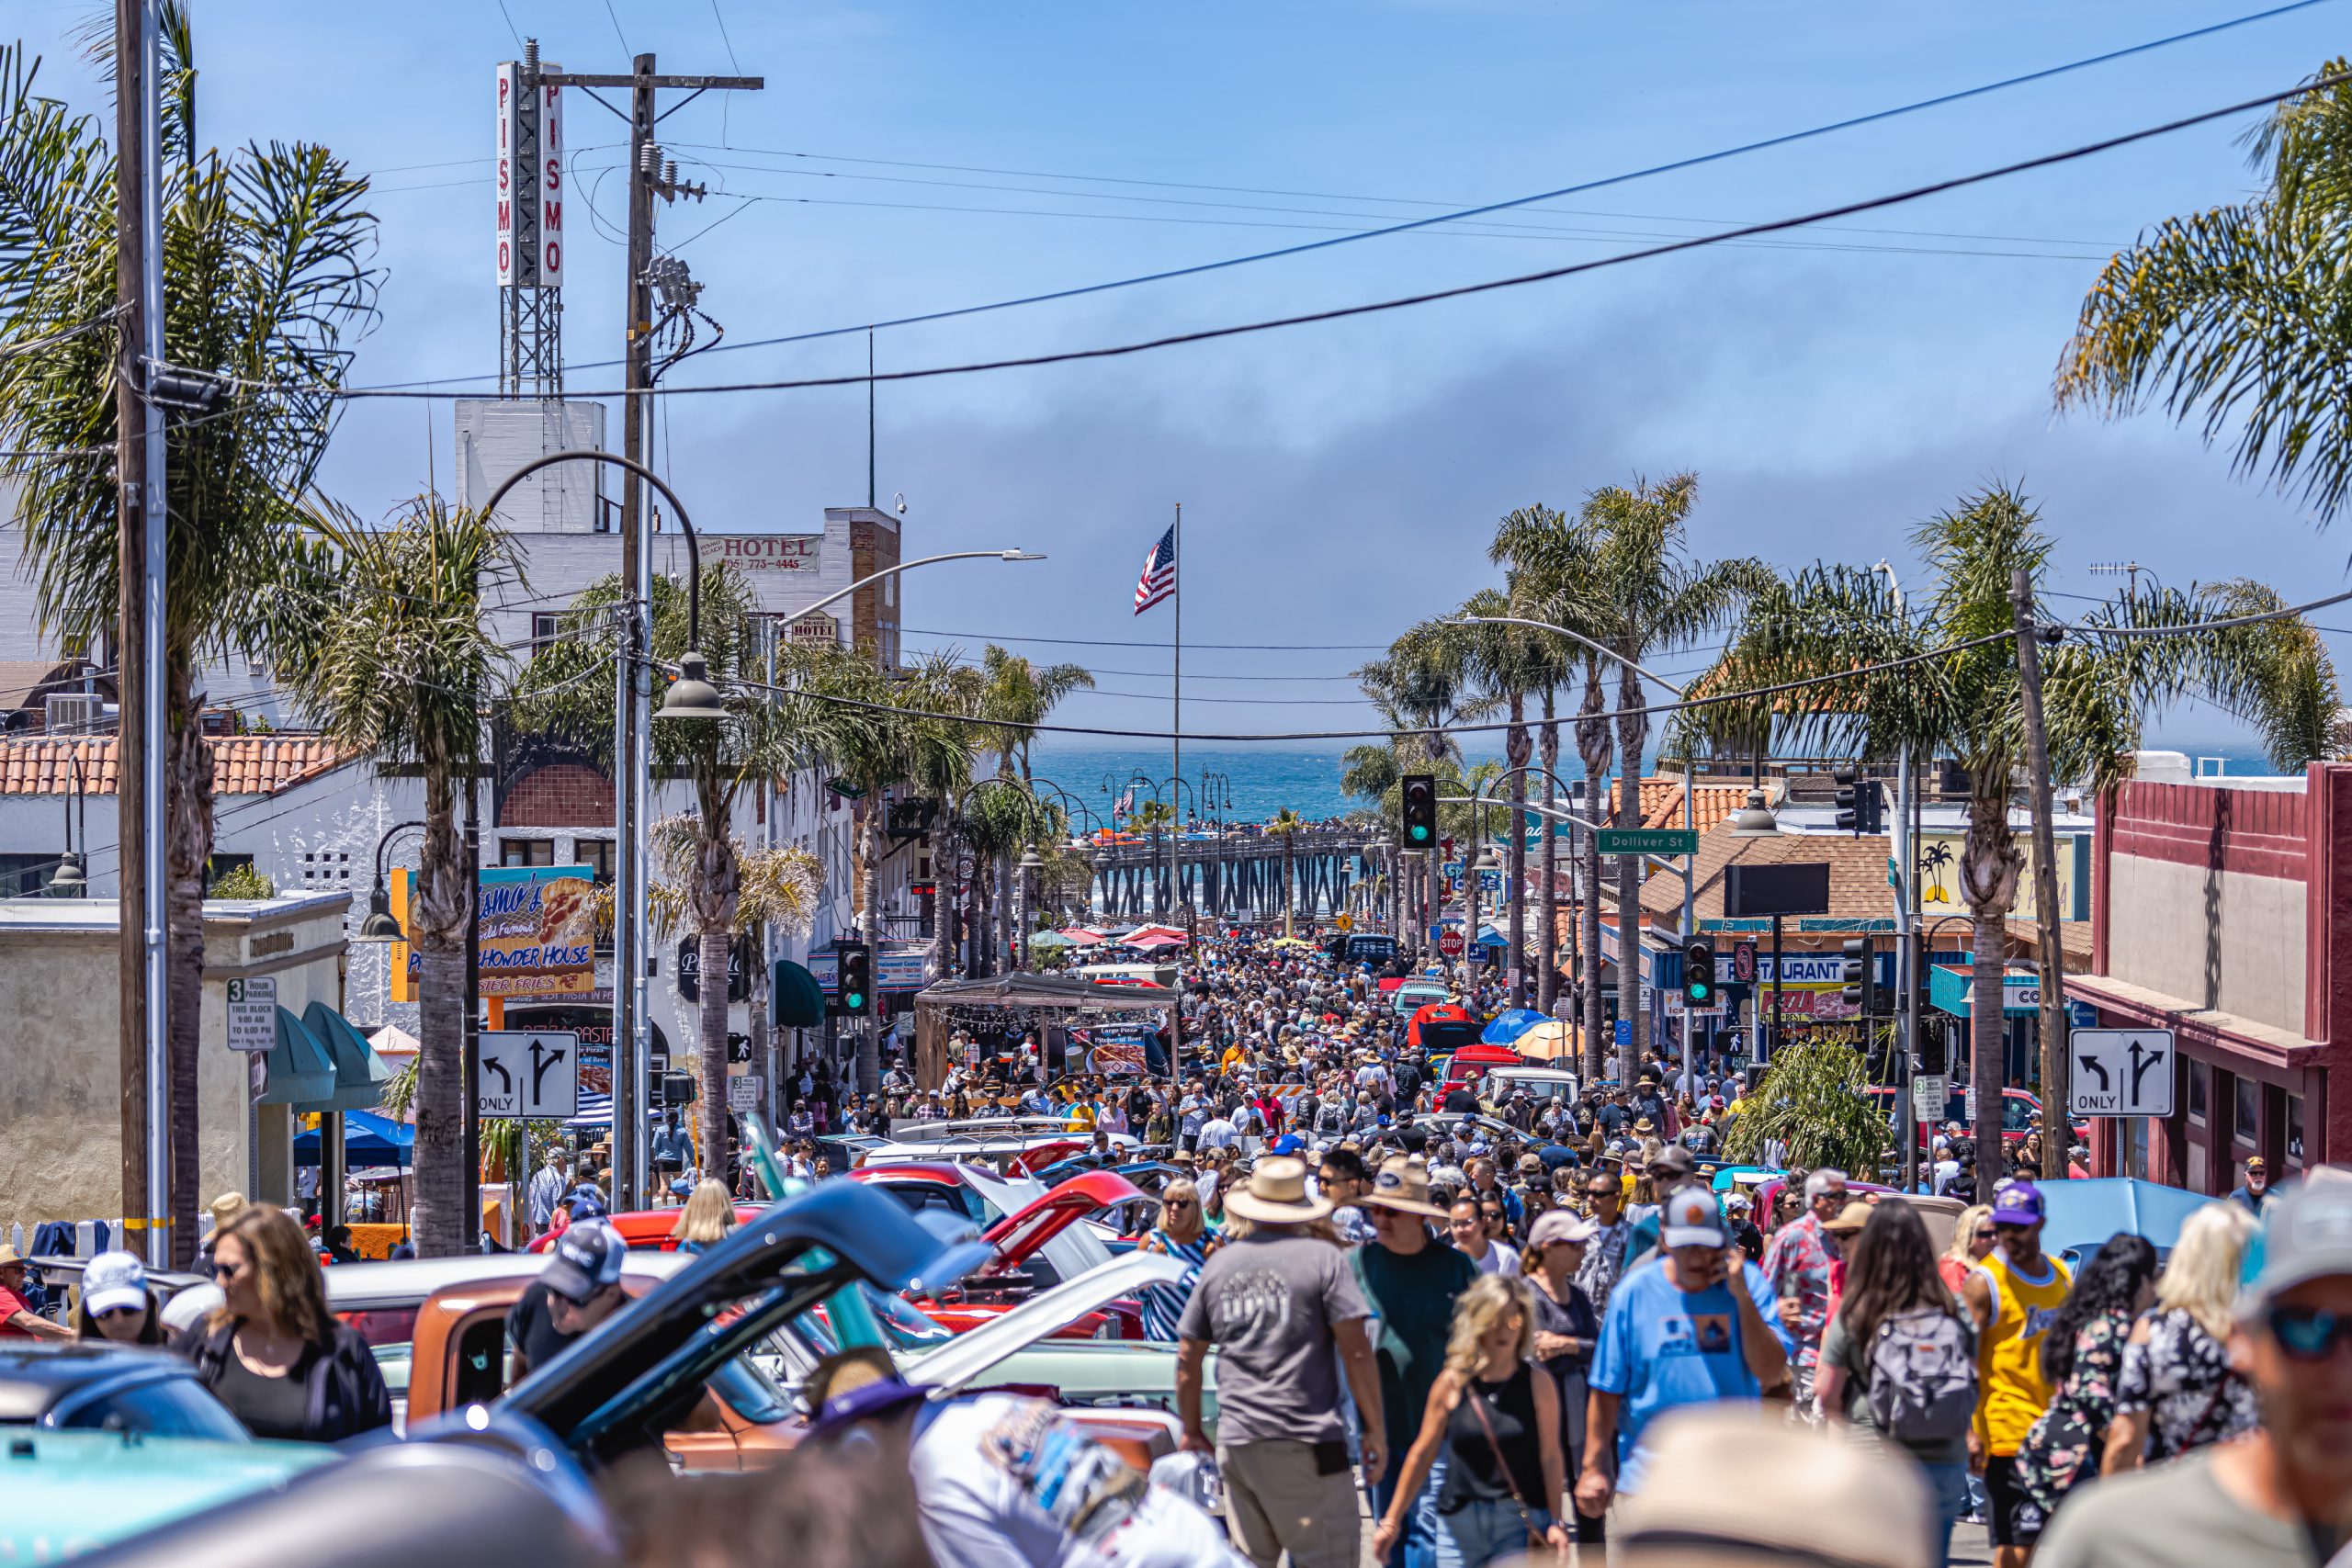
1977,1248,2074,1455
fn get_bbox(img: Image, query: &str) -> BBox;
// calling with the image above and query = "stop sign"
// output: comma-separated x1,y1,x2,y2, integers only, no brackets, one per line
1438,929,1465,957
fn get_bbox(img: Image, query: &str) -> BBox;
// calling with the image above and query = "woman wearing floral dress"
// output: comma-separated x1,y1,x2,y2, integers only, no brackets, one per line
2013,1234,2160,1518
2104,1202,2260,1472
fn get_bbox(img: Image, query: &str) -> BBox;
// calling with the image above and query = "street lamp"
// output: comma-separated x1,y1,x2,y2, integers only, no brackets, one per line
48,754,87,898
1728,788,1782,837
480,450,727,726
353,820,427,944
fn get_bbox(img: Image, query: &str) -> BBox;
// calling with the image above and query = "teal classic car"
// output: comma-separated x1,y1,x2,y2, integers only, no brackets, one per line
0,1429,331,1562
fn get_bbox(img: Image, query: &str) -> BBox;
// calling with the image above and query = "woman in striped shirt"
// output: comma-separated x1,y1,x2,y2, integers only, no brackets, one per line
1134,1178,1223,1341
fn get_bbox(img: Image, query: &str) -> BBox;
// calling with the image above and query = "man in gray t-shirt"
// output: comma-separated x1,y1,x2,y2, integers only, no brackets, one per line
1176,1157,1385,1568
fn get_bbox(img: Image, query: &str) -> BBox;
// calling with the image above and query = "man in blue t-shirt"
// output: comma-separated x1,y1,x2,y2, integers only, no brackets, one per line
1577,1187,1788,1517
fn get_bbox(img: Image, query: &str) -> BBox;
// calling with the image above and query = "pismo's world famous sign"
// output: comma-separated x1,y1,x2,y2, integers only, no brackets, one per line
392,864,598,1001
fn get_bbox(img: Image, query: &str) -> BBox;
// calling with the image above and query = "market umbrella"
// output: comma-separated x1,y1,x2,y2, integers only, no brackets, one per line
1512,1020,1577,1060
1059,927,1109,945
1125,931,1187,950
1029,929,1074,948
1481,1008,1550,1044
292,1109,414,1167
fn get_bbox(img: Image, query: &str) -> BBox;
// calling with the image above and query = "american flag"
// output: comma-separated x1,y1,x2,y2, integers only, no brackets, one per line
1114,785,1136,816
1132,525,1177,615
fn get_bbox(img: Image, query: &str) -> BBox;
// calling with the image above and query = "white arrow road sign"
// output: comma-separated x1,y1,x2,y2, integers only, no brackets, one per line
2069,1028,2174,1119
477,1031,580,1119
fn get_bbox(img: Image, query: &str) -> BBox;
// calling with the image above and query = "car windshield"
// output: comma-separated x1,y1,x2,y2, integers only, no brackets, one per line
707,1354,793,1426
798,1284,957,1357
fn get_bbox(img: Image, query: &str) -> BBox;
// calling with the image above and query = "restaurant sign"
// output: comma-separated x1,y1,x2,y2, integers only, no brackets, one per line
393,864,598,1002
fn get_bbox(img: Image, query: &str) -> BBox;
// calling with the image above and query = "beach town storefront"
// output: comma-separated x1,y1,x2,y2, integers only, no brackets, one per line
2068,765,2352,1191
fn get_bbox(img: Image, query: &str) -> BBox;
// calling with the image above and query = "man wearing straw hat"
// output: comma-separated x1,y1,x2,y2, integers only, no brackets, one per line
1177,1156,1386,1568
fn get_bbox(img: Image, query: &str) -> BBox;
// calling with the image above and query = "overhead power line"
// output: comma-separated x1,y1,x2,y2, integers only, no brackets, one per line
300,66,2352,404
334,0,2343,389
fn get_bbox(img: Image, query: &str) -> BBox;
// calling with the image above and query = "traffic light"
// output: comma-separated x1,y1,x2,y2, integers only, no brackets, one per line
1840,938,1876,1015
1681,940,1716,1009
661,1071,697,1108
837,941,873,1016
1834,768,1883,835
1917,1027,1948,1077
1400,774,1437,849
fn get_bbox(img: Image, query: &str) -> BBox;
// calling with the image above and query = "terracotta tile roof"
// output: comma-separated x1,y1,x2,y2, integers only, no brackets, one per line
1640,822,1898,922
0,736,357,797
1603,778,1752,836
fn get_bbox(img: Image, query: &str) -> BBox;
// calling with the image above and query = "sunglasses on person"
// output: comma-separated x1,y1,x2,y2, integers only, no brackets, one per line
1164,1198,1197,1210
1973,1225,1996,1241
2267,1303,2352,1360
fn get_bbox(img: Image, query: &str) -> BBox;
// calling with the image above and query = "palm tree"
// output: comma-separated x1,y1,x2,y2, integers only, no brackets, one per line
2056,60,2352,525
1584,475,1774,1077
0,24,379,1259
1690,484,2333,1161
1454,585,1561,1005
646,825,824,1142
793,649,978,1086
977,646,1093,781
1266,807,1306,932
517,562,844,1177
276,499,514,1256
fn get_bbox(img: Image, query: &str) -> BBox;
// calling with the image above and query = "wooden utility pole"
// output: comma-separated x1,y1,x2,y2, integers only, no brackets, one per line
535,54,760,1209
2010,568,2072,1181
112,0,153,1259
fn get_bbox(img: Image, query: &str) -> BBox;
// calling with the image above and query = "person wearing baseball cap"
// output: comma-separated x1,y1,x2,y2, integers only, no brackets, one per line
72,1249,162,1345
2229,1156,2274,1217
2036,1175,2352,1568
1578,1187,1787,1520
1959,1179,2073,1568
1351,1157,1476,1567
506,1218,628,1382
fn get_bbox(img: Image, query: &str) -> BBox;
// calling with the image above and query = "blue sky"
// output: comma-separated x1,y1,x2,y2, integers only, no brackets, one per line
15,0,2352,752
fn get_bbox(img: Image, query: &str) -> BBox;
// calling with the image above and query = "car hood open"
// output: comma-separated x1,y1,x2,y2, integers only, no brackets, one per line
983,1168,1150,1269
498,1179,995,1466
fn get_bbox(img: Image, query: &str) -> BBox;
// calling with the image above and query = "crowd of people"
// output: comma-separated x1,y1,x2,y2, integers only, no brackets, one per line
13,926,2352,1568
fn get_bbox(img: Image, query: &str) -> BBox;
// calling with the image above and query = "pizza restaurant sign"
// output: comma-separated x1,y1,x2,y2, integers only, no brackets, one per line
393,864,598,1002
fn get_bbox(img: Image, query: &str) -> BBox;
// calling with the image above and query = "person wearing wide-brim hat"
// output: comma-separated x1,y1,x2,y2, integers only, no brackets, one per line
1177,1155,1384,1567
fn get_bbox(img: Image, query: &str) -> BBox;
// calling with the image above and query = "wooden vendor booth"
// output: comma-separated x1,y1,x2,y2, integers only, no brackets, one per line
913,973,1176,1089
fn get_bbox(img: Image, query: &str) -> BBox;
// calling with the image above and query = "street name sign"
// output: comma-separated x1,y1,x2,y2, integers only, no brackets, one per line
2069,1029,2175,1119
226,976,276,1052
477,1030,580,1119
1598,828,1699,857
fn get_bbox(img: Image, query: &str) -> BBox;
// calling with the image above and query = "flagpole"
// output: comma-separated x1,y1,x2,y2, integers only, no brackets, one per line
1170,502,1183,1113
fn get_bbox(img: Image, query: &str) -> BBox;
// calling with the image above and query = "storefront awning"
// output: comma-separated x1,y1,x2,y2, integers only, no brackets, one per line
257,1007,336,1106
302,1002,395,1113
771,959,827,1029
1928,963,2097,1027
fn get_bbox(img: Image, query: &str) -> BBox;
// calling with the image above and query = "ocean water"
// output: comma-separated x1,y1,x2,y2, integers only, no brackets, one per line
1028,740,2285,828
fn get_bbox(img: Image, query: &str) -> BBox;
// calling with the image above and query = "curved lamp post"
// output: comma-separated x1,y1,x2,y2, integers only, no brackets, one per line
352,819,430,943
481,449,726,723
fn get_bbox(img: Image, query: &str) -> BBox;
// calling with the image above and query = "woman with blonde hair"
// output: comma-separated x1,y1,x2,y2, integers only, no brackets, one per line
175,1206,390,1441
1134,1178,1221,1341
1375,1272,1570,1565
2103,1201,2259,1472
1939,1203,1996,1293
670,1179,737,1256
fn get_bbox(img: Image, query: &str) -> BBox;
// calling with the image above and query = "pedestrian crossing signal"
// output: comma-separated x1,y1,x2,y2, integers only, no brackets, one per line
1401,774,1436,846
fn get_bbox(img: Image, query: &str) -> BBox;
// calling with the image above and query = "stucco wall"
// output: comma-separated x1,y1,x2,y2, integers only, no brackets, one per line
2106,852,2307,1035
0,895,348,1232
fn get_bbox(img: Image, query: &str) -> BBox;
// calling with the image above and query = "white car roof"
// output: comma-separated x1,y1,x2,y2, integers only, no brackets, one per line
322,1250,690,1308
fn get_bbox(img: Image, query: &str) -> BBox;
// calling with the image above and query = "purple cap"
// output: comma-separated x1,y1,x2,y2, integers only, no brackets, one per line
1990,1179,2044,1227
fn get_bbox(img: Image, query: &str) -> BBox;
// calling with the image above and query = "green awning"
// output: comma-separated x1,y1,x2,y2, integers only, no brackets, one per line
771,959,827,1029
258,1007,336,1107
301,1002,394,1113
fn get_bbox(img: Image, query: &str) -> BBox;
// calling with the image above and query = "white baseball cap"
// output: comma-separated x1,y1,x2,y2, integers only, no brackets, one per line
81,1249,150,1317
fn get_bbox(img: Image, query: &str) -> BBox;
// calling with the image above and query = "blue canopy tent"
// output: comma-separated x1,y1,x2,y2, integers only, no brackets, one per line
1474,926,1508,948
2037,1178,2218,1269
1482,1008,1550,1045
293,1110,413,1168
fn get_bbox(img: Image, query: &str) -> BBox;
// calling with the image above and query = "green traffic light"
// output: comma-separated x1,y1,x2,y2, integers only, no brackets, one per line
1409,825,1429,840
